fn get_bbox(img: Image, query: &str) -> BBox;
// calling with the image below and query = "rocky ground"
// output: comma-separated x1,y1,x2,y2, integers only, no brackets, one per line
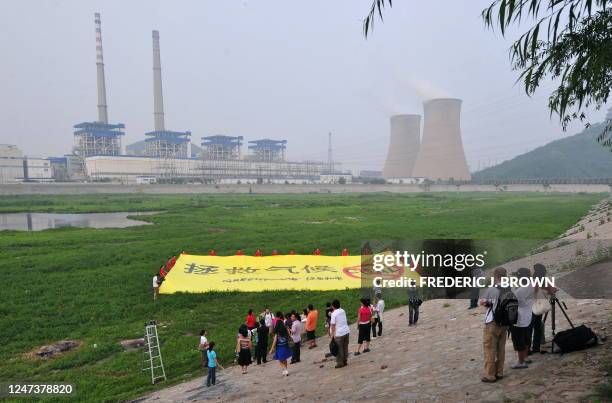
137,297,611,402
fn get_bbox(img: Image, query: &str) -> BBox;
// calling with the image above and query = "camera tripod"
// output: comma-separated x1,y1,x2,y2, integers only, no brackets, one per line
543,295,575,353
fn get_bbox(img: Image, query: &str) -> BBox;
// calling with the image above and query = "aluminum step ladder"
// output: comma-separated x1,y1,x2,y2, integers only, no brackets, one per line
142,322,166,384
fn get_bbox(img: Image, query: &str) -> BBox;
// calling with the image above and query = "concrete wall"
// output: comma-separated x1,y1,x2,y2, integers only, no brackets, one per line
0,183,609,196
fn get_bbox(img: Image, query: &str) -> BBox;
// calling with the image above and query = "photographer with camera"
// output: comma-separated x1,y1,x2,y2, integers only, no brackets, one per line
510,267,535,369
479,267,509,383
530,263,557,354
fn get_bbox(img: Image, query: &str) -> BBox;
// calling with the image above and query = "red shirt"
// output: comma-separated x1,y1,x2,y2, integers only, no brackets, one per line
314,249,321,255
236,250,244,255
358,306,372,323
166,257,177,270
246,314,256,328
255,249,263,257
209,250,216,256
341,249,349,256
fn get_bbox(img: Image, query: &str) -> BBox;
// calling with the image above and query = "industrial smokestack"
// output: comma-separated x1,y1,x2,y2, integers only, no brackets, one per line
382,114,421,179
152,30,165,132
94,12,108,124
411,98,471,181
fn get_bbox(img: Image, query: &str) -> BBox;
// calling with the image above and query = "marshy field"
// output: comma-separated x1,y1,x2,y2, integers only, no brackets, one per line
0,192,604,401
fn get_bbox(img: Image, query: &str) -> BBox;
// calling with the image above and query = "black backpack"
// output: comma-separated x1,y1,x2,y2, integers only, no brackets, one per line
492,286,518,327
553,325,598,354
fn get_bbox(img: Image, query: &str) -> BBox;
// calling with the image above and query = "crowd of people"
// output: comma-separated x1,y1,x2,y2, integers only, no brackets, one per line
164,252,557,388
196,293,387,385
480,263,556,382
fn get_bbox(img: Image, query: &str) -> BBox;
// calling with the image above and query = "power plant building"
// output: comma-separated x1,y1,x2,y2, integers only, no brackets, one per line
73,13,125,157
382,114,421,180
61,14,345,184
144,30,191,159
411,98,471,181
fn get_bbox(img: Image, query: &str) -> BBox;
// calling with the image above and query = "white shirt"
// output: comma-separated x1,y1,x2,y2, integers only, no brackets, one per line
512,285,535,327
264,312,273,327
291,320,302,343
376,300,385,321
200,335,208,346
480,286,501,324
153,276,159,288
330,308,350,337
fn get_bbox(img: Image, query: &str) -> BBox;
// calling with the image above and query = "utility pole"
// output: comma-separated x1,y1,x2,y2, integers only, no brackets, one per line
327,132,333,172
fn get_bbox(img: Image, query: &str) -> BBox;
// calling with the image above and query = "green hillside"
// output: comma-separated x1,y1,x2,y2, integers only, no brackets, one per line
473,122,612,181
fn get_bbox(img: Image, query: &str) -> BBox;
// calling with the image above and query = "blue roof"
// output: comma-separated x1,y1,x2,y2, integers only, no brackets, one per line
145,130,191,144
202,135,243,147
248,139,287,150
73,121,125,137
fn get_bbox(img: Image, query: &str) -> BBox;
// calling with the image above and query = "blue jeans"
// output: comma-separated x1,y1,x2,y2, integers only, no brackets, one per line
206,366,216,386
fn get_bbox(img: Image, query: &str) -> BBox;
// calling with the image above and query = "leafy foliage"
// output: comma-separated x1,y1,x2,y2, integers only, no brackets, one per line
363,0,392,37
482,0,612,148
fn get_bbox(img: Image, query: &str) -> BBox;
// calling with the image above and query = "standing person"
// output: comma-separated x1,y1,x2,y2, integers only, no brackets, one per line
530,263,556,354
290,312,302,363
330,299,350,368
355,298,372,355
479,267,509,382
246,309,257,331
269,315,292,376
236,325,252,374
305,304,319,349
469,266,485,309
255,318,269,364
262,307,274,332
205,342,224,387
408,285,421,326
152,273,160,300
510,267,535,369
373,293,385,337
324,302,333,337
198,329,209,367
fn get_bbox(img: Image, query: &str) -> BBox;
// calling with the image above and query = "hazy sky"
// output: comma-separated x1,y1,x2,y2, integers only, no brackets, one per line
0,0,608,173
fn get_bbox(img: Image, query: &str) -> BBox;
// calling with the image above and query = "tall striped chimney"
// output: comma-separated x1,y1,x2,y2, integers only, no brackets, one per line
152,30,165,132
94,12,108,124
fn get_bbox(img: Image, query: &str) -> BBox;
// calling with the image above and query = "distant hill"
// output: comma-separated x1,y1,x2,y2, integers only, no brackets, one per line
473,123,612,181
125,140,203,158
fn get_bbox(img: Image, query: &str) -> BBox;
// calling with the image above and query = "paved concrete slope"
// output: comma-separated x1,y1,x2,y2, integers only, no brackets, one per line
138,298,611,402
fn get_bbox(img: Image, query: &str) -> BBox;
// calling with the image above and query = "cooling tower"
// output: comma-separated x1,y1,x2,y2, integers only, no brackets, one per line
94,13,108,124
152,30,165,132
382,114,421,179
411,98,471,181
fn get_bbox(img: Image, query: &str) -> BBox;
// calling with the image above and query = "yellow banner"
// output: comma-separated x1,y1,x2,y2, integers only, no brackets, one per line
160,254,418,293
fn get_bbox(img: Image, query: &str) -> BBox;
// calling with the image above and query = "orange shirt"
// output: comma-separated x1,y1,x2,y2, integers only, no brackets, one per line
306,309,318,332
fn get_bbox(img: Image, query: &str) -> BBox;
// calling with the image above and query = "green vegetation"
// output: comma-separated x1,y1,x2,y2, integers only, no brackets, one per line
473,122,612,181
0,192,603,401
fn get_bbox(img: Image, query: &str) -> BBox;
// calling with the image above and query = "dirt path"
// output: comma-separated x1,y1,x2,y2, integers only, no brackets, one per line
137,297,611,402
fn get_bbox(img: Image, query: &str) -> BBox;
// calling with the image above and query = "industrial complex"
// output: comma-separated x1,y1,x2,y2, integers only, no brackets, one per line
0,12,475,186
